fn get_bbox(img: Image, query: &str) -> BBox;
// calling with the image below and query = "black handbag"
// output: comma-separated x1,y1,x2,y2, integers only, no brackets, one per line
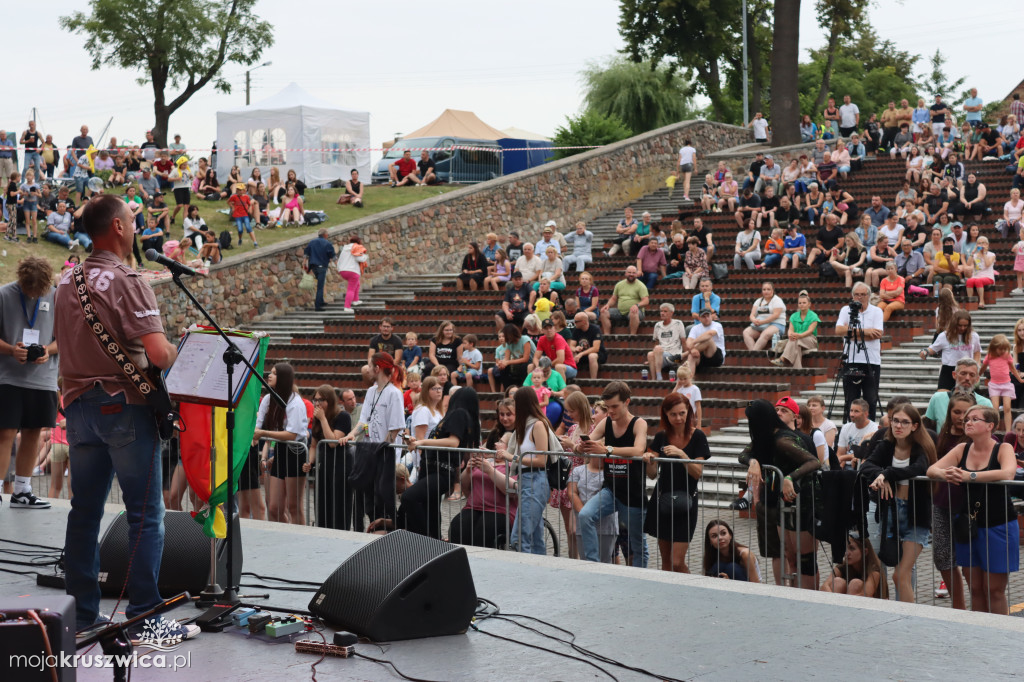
953,500,980,545
546,453,572,491
877,499,902,567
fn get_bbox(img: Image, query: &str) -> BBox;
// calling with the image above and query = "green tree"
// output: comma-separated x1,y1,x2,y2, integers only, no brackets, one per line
582,58,698,135
618,0,744,124
60,0,274,147
551,111,633,160
811,0,872,112
920,49,967,108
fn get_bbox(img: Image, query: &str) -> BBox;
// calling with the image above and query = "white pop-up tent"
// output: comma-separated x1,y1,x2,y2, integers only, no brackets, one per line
215,83,370,188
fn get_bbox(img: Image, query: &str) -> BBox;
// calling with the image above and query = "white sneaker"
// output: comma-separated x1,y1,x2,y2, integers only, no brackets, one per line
68,238,80,251
343,308,354,313
9,491,51,509
351,300,364,306
1012,288,1024,296
934,580,949,598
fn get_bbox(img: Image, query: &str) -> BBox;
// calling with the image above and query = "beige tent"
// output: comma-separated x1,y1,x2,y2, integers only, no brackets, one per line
402,109,506,140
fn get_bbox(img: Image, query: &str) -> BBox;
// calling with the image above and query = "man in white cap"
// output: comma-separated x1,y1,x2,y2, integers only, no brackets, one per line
534,222,562,255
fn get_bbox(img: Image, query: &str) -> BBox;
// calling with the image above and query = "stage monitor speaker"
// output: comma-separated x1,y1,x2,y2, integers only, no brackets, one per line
98,509,242,598
309,530,476,641
0,595,76,681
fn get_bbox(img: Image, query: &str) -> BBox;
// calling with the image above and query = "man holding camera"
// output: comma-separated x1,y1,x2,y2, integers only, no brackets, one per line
835,282,884,421
0,256,59,508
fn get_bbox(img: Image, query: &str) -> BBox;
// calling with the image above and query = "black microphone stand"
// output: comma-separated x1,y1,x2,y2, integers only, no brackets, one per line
167,272,284,608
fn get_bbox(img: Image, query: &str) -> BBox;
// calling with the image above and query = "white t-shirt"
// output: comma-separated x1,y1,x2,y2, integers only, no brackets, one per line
653,319,688,356
256,392,309,440
515,255,543,281
360,382,406,444
678,146,696,166
687,321,726,356
928,330,981,367
839,103,860,128
675,383,702,411
815,418,837,446
751,118,769,139
1004,199,1024,222
837,420,877,453
836,304,883,365
753,295,785,325
410,404,442,437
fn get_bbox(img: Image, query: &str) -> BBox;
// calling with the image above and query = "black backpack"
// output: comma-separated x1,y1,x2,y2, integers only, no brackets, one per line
219,230,233,250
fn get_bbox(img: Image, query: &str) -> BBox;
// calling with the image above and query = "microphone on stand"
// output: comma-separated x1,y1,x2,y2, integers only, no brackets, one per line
145,248,198,277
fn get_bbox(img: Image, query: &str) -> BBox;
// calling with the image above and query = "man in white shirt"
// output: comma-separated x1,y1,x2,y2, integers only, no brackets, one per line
835,282,883,421
838,95,861,137
513,243,544,284
534,224,561,255
748,112,770,143
836,399,877,469
647,303,687,381
685,308,725,376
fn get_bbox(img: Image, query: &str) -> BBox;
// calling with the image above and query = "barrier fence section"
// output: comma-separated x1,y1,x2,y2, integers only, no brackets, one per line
35,433,1024,614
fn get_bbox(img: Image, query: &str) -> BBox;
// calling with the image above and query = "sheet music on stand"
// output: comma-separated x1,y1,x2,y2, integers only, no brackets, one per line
165,328,264,407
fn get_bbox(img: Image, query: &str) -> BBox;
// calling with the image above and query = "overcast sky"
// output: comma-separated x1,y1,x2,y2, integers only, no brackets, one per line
0,0,1014,160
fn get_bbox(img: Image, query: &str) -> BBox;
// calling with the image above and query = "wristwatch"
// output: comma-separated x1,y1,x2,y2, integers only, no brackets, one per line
606,445,614,456
969,471,977,481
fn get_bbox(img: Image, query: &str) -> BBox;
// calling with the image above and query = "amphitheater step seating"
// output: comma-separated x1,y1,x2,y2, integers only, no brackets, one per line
255,154,1021,506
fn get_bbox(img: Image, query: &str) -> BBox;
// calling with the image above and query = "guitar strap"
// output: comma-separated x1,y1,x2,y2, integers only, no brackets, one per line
71,264,162,403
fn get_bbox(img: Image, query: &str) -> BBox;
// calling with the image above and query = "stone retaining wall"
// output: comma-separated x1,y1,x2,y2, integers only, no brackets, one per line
153,120,749,333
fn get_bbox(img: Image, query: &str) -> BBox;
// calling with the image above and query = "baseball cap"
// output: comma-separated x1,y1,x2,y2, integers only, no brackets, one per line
698,308,713,317
545,220,557,227
775,397,799,415
543,226,553,234
154,191,165,197
765,154,773,160
541,319,554,328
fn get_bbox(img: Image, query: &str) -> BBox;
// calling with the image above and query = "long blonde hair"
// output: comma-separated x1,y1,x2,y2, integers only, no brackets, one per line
564,391,593,435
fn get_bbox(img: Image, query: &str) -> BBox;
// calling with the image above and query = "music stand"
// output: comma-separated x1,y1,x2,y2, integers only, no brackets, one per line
163,272,285,608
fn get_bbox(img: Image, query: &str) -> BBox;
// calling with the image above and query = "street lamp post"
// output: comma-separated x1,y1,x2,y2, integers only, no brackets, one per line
245,61,273,105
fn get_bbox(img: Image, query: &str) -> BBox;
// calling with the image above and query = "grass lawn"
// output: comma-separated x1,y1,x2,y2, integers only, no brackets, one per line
0,183,460,283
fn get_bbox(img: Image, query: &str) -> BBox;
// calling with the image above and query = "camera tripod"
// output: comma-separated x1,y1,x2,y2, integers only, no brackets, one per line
828,307,882,419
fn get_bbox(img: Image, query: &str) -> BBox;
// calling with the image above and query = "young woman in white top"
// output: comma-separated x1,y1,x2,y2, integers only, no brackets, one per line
733,219,761,270
254,363,311,525
965,236,997,308
336,235,368,312
742,281,785,351
407,376,445,481
804,394,837,452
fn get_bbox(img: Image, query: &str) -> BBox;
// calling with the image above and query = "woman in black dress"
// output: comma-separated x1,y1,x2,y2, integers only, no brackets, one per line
427,320,462,374
740,399,821,589
305,384,353,530
403,387,481,539
644,392,709,573
457,242,487,291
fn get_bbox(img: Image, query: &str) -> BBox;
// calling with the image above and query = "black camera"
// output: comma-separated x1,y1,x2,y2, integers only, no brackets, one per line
25,344,46,362
848,300,862,314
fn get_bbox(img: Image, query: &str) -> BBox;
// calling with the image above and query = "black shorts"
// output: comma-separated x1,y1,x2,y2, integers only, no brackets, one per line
697,348,724,369
498,309,527,328
238,444,262,491
0,385,57,429
269,441,308,479
173,188,191,205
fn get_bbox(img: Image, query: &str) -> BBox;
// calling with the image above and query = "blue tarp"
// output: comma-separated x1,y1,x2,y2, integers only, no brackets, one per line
498,138,553,174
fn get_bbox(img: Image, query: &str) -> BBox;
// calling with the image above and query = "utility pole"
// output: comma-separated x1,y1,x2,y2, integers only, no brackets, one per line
241,61,270,104
741,0,749,126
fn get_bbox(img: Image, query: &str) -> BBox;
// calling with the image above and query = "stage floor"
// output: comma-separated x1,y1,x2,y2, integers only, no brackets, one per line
3,501,1023,681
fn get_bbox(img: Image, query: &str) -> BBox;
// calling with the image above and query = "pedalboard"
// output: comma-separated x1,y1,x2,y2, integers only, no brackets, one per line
265,616,306,638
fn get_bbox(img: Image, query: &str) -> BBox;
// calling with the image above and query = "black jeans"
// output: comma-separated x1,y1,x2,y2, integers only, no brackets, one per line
448,508,508,548
314,444,355,530
397,468,458,539
843,363,881,421
310,264,328,310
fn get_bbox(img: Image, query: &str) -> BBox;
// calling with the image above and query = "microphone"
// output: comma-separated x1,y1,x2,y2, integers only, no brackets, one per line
146,248,198,277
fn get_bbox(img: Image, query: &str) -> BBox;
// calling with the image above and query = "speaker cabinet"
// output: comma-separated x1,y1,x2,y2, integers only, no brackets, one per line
97,510,241,598
0,595,76,681
309,530,476,641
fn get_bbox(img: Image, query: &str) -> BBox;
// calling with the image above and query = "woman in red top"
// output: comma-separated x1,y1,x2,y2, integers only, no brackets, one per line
877,261,905,321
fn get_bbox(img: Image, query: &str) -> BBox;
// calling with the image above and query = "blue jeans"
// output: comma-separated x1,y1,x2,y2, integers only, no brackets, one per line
44,230,71,247
73,230,93,250
763,253,782,268
642,272,658,290
579,487,647,567
311,264,328,309
510,470,550,555
23,151,43,178
64,388,165,630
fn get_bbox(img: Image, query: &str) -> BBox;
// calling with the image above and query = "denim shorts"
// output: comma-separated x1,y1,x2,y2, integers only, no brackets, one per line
896,497,930,547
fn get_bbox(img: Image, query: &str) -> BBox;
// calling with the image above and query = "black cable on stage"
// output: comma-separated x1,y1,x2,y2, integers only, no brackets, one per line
471,622,619,681
241,571,321,586
0,566,35,576
239,582,318,593
0,537,64,551
352,652,445,682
